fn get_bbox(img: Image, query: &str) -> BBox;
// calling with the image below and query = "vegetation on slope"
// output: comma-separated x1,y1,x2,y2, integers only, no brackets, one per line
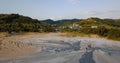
0,14,55,33
60,18,120,41
0,14,120,41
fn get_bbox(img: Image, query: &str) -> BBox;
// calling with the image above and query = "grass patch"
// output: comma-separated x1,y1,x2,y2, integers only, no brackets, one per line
62,32,100,38
62,32,120,41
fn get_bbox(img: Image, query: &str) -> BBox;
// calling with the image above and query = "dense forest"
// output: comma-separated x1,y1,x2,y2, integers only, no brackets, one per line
0,14,55,33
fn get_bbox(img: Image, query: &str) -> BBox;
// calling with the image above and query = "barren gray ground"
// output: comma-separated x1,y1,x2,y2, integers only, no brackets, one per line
0,33,120,63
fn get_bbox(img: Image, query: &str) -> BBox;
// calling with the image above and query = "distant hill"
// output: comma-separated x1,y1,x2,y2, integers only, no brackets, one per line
61,18,120,29
104,19,120,27
0,14,55,32
42,19,82,25
42,19,55,24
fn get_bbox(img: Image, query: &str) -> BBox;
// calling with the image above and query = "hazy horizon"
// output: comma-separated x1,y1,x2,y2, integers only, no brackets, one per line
0,0,120,20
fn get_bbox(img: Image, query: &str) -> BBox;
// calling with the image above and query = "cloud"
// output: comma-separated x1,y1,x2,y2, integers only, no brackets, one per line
80,9,120,19
59,9,120,19
40,9,120,20
68,0,80,5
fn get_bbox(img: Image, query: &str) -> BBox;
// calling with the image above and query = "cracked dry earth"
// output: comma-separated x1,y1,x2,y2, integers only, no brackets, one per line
0,33,120,63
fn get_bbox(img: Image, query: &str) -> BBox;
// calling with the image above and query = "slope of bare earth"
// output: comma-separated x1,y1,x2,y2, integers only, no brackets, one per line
0,33,47,60
0,33,120,63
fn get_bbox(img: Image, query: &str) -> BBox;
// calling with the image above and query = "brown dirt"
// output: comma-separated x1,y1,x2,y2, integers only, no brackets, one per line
0,33,37,60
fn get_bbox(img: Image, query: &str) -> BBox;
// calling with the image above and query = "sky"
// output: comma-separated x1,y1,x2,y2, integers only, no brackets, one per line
0,0,120,20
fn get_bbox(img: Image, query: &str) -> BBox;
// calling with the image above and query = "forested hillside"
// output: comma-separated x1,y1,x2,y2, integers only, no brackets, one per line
0,14,55,32
60,18,120,41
